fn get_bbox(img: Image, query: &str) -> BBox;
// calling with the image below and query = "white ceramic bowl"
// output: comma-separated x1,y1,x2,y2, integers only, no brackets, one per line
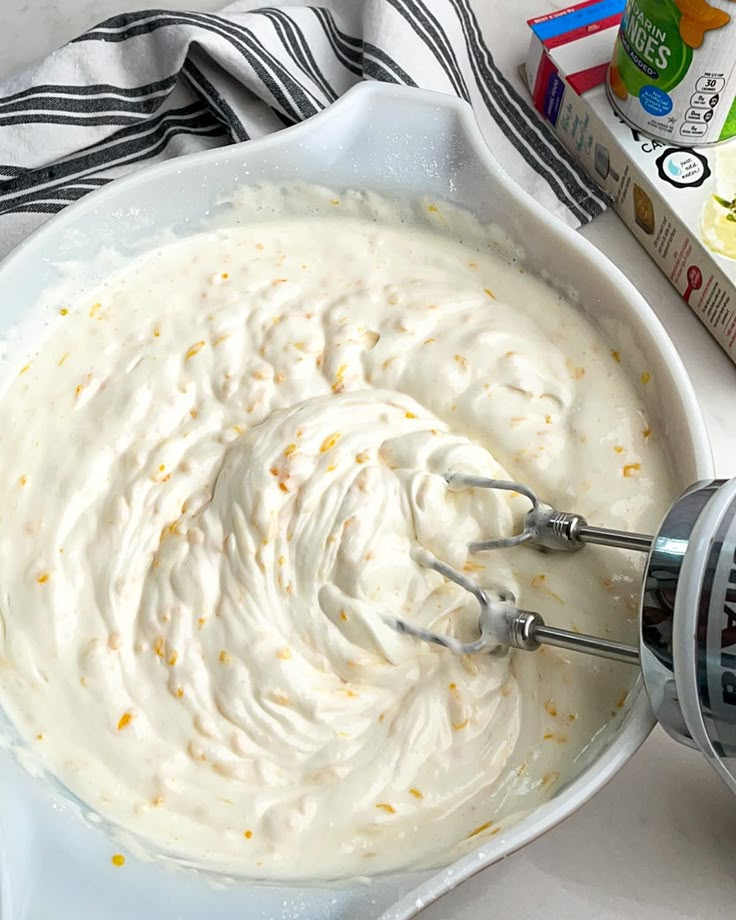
0,83,712,920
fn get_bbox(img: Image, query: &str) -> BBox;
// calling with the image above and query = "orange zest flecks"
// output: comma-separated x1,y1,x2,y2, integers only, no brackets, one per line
484,287,495,299
452,719,469,731
244,830,253,839
405,411,416,419
18,474,27,487
153,326,161,338
284,443,297,457
640,371,652,384
272,278,287,286
185,340,205,360
160,520,182,541
57,352,69,367
75,383,84,399
462,560,484,573
643,427,652,439
36,572,49,584
153,636,165,658
111,854,125,867
376,803,396,814
544,698,558,717
117,712,133,731
276,647,291,660
616,690,629,709
467,820,494,839
611,349,621,362
197,617,207,629
531,574,546,589
331,363,347,394
623,462,641,478
426,202,448,228
89,302,102,319
219,650,232,665
19,362,31,376
167,651,178,667
175,687,184,698
614,445,625,454
59,308,69,316
409,788,424,799
319,432,341,453
542,771,560,787
543,731,568,743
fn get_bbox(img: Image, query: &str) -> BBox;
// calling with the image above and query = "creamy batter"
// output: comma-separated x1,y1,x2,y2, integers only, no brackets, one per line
0,188,672,879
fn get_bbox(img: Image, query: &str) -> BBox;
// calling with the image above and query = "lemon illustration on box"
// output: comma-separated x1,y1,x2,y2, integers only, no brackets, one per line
607,0,736,145
701,143,736,257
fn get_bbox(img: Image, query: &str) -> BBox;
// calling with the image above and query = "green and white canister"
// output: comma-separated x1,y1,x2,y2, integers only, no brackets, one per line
607,0,736,146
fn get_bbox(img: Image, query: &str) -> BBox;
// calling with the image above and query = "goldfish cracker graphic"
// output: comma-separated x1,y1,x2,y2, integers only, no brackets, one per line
676,0,731,47
607,0,736,145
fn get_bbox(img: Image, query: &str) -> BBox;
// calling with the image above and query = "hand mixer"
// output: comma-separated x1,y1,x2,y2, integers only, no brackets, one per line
385,474,736,795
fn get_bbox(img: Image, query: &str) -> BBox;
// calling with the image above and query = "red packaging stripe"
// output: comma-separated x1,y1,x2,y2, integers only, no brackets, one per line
532,51,559,113
527,0,616,28
566,62,610,94
542,12,623,49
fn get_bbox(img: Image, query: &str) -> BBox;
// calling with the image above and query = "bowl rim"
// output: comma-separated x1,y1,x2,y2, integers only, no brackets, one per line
0,81,715,920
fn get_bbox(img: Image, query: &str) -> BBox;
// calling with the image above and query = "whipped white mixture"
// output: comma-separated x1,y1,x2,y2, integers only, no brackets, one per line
0,189,672,879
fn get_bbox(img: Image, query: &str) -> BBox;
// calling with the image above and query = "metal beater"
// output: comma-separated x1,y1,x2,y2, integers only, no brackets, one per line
387,474,736,794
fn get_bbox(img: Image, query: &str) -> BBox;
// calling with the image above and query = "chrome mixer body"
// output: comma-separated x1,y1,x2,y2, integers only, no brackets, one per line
389,474,736,795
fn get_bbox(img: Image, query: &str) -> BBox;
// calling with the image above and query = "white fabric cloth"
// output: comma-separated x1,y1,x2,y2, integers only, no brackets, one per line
0,0,610,259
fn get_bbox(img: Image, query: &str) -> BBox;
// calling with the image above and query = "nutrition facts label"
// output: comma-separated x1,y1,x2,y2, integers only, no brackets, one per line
609,0,736,147
683,74,728,139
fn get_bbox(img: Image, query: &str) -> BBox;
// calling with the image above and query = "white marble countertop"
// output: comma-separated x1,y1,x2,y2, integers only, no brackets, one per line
2,2,735,919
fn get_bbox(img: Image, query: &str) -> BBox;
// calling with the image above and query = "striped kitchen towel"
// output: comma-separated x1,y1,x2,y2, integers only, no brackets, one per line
0,0,610,259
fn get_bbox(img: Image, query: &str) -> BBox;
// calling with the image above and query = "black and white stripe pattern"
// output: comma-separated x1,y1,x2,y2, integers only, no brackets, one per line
0,1,609,257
